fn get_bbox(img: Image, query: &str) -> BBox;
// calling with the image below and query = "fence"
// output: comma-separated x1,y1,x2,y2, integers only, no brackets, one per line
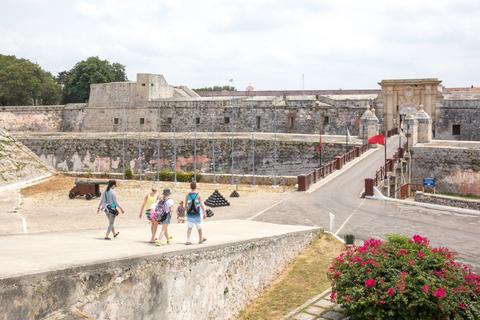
298,144,370,191
364,141,408,197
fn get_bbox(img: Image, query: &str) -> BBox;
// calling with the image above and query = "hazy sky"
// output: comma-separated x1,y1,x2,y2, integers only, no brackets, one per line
1,0,479,90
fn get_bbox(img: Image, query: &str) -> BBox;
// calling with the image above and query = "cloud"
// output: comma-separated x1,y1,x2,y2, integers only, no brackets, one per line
0,0,479,89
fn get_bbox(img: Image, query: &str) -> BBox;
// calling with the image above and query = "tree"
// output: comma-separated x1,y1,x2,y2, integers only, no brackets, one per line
62,57,128,103
0,54,61,106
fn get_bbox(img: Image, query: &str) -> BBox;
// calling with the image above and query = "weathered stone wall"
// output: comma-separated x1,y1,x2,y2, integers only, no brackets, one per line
0,229,321,320
0,104,86,132
81,97,370,135
15,133,350,176
436,99,480,140
411,142,480,196
414,191,480,211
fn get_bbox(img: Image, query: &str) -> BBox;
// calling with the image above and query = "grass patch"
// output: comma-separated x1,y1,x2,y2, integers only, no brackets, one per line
238,233,343,320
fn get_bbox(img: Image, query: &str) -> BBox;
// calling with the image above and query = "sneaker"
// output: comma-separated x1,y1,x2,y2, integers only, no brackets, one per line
155,240,163,246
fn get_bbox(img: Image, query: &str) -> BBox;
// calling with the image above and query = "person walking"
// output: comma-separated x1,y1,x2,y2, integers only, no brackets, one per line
155,188,174,246
177,200,186,223
97,180,125,240
139,186,159,243
185,181,207,245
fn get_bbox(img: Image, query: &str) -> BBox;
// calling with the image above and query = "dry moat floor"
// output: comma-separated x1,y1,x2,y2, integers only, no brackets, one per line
0,175,294,234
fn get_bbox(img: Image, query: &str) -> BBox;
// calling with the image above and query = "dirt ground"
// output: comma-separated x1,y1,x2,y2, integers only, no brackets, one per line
13,175,294,234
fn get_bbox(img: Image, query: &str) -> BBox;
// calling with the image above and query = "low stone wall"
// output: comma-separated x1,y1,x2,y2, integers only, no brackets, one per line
0,228,321,320
414,191,480,211
65,171,298,186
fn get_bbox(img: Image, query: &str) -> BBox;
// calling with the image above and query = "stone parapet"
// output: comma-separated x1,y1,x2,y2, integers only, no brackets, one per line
0,226,322,320
415,191,480,211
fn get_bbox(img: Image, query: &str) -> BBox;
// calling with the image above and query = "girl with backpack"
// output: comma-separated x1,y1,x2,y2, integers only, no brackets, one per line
97,180,125,240
184,181,207,245
154,188,174,246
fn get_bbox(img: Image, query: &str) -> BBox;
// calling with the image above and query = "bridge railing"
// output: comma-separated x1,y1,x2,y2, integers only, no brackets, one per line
365,141,408,196
298,144,371,191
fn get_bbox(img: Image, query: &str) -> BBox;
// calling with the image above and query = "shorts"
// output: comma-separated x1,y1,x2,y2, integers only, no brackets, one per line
159,213,171,225
187,220,202,229
187,214,202,229
145,209,152,221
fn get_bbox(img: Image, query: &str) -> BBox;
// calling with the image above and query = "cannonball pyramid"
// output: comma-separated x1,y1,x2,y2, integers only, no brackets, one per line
204,190,230,207
230,190,240,197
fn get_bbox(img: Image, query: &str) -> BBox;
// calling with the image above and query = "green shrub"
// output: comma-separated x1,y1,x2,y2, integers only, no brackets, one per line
124,167,133,180
158,169,201,182
328,234,480,320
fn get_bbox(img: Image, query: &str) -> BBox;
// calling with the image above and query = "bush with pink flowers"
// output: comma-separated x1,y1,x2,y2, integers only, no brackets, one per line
328,234,480,319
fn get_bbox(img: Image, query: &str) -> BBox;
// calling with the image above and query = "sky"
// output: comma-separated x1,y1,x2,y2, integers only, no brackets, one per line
0,0,479,90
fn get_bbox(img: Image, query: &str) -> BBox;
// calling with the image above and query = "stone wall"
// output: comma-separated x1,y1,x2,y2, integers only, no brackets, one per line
81,97,370,135
436,99,480,140
0,228,321,320
15,133,350,176
411,141,480,196
0,104,86,132
415,191,480,211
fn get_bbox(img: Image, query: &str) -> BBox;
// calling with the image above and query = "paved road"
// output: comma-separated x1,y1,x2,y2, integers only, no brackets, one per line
255,136,480,270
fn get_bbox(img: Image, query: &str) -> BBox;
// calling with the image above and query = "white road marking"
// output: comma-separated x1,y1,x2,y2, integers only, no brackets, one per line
21,217,28,233
247,200,284,220
335,198,366,236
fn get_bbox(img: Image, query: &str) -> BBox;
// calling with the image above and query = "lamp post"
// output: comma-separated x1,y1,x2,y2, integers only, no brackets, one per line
384,128,387,180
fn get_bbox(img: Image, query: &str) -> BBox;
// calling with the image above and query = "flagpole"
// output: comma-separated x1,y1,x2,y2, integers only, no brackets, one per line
384,129,387,180
345,125,348,153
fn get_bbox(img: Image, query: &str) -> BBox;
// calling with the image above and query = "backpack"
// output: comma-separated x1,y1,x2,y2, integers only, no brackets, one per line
153,199,168,222
187,193,200,216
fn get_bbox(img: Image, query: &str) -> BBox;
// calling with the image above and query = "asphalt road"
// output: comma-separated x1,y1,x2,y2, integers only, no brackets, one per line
255,136,480,270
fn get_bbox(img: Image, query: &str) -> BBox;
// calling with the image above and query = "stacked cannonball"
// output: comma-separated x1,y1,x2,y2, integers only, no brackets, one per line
204,190,230,207
230,190,240,198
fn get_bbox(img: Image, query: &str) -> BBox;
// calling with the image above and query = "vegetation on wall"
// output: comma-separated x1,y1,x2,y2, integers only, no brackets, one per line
0,54,62,106
193,85,236,92
60,56,128,103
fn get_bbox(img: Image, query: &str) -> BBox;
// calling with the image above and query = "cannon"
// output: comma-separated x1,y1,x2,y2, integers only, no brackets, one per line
68,179,108,200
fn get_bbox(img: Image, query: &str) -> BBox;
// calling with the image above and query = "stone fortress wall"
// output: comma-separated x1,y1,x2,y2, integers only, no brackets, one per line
14,132,352,176
411,140,480,197
0,73,478,141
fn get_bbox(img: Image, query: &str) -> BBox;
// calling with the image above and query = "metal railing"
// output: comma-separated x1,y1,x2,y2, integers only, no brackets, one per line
298,144,371,191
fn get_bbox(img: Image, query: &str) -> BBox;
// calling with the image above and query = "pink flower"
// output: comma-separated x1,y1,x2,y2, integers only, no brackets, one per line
330,290,336,302
365,279,376,288
387,288,395,297
433,288,446,299
458,302,467,310
397,249,408,256
433,270,445,278
378,300,386,305
344,295,353,302
417,251,425,259
412,234,429,246
422,285,430,294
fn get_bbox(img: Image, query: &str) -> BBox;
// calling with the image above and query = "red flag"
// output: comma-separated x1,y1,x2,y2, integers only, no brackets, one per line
316,134,323,154
368,134,385,145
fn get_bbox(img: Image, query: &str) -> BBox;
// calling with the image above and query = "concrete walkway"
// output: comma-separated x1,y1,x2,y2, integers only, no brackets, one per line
284,289,348,320
0,219,318,279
